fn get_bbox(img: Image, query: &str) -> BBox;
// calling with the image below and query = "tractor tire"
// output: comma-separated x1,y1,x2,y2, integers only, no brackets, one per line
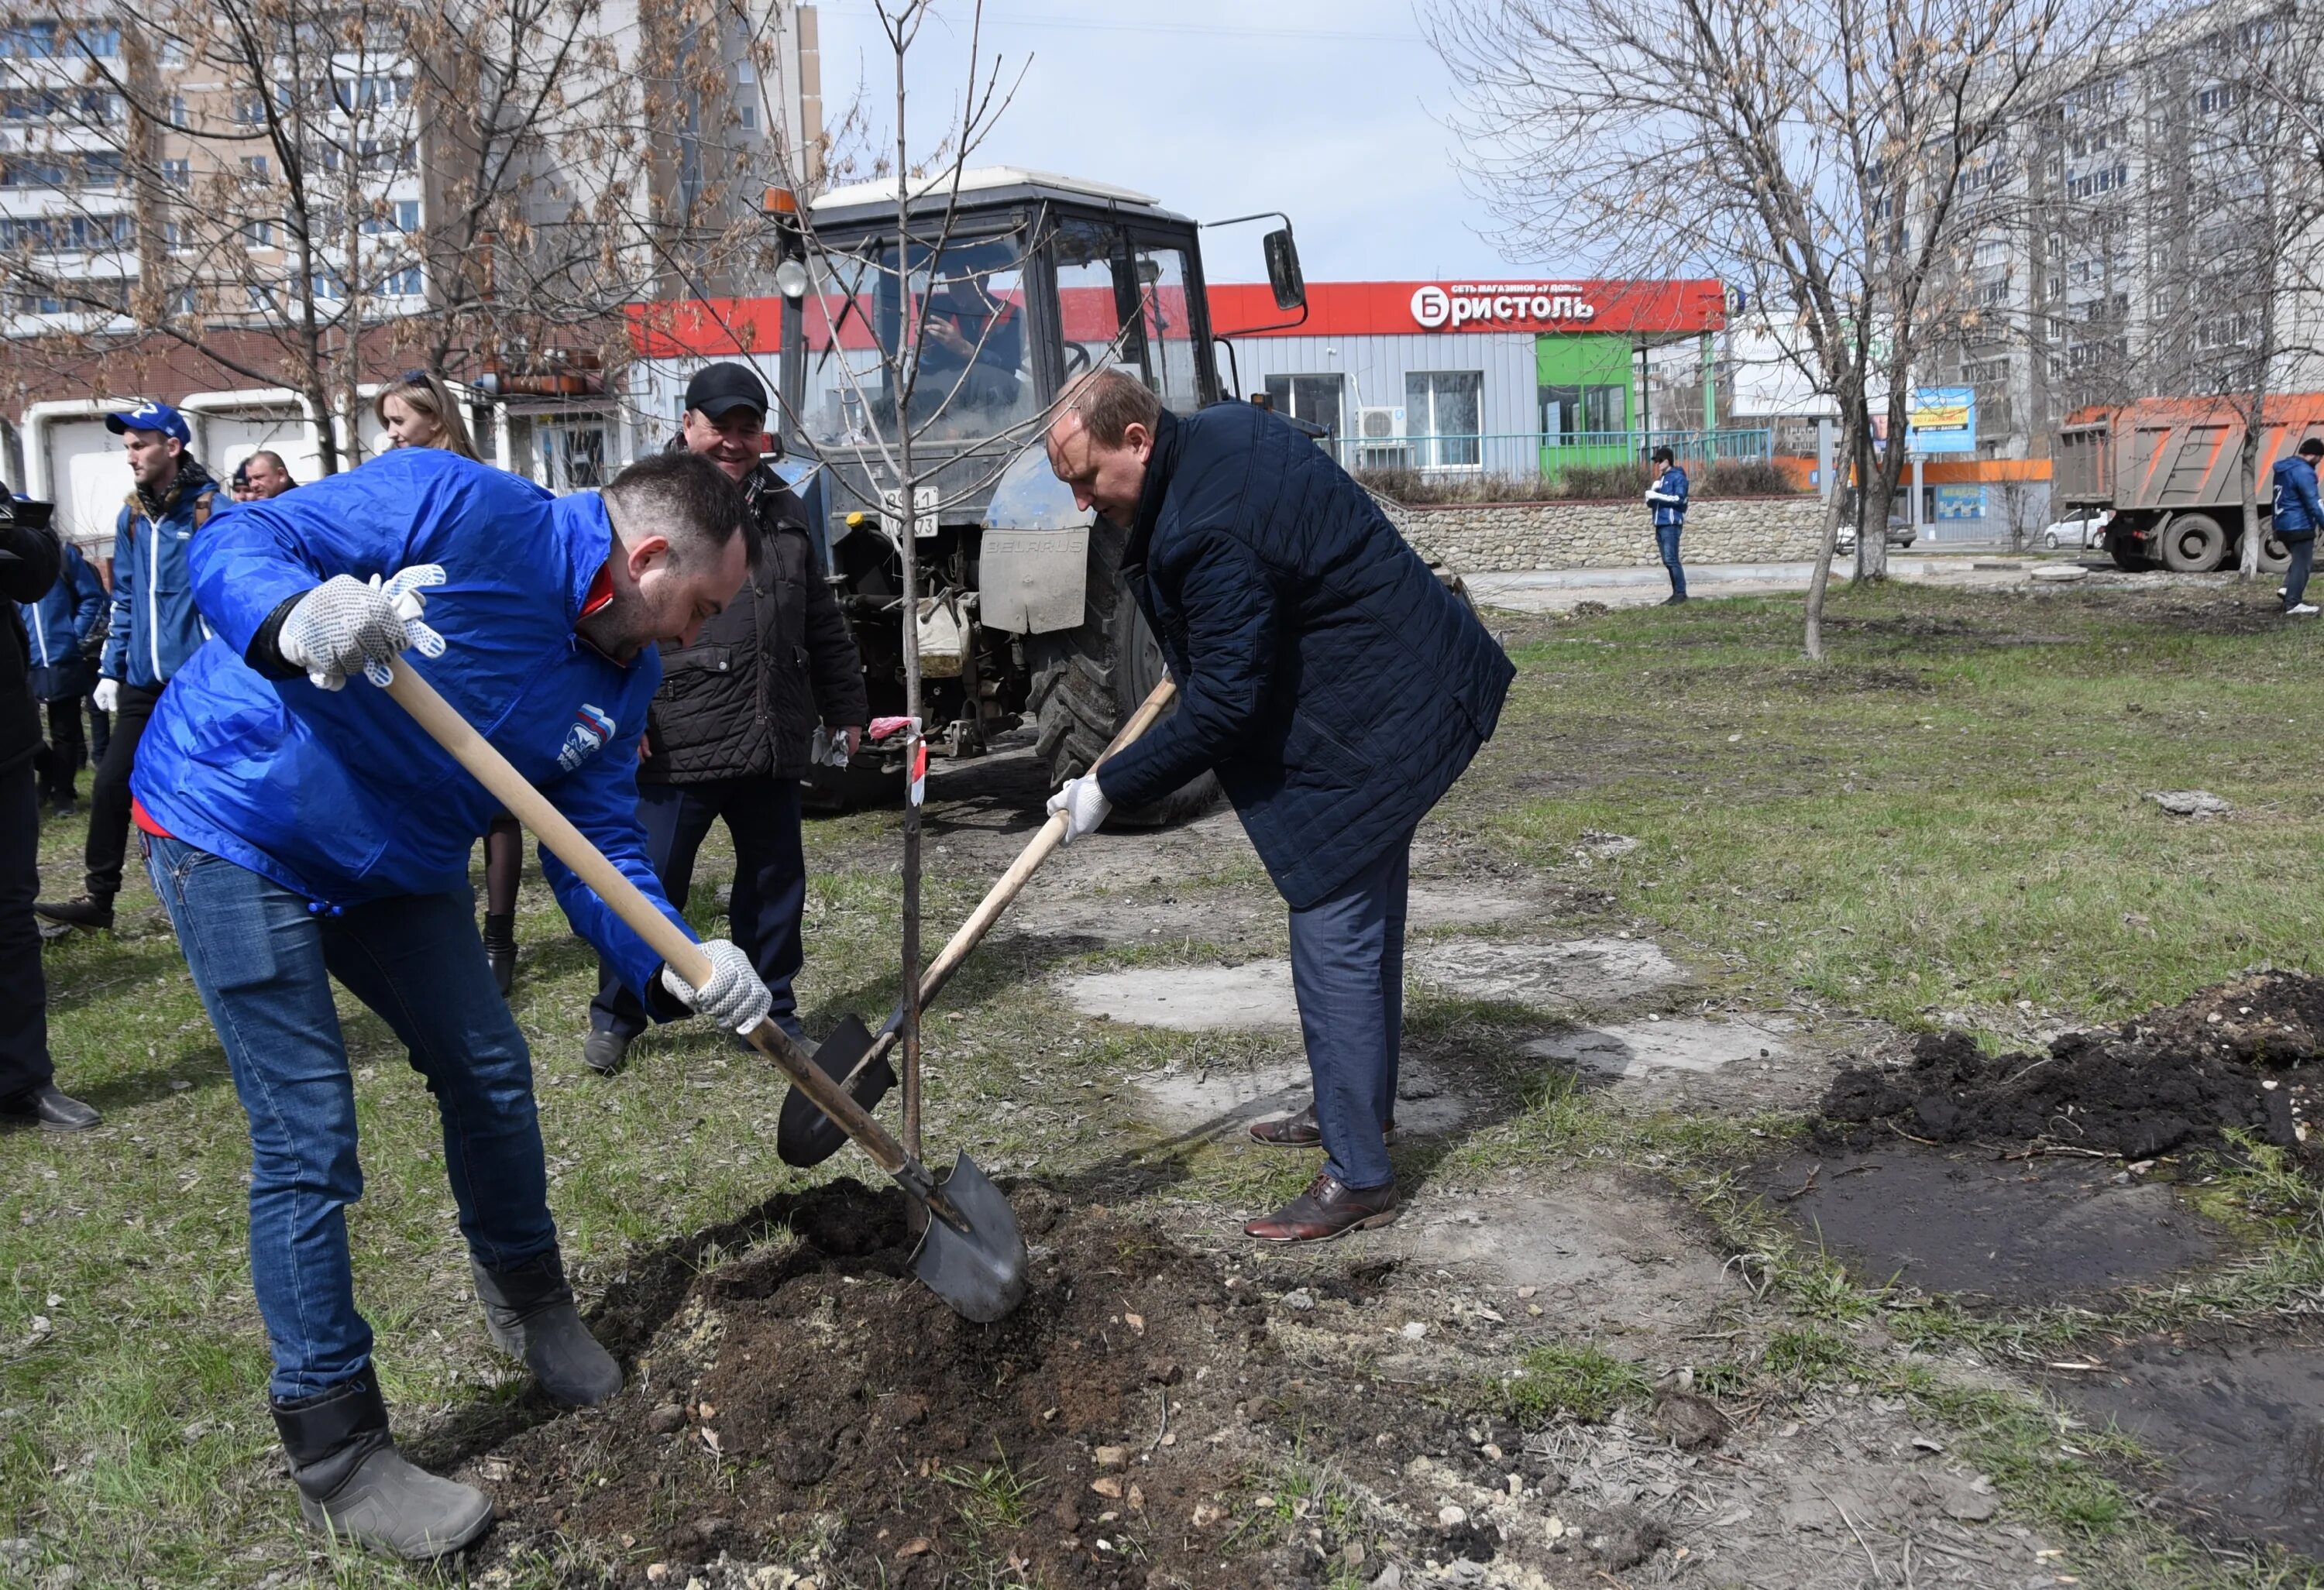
1026,520,1222,828
2158,513,2229,572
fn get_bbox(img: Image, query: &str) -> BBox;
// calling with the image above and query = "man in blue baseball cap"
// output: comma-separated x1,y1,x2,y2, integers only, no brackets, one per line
36,400,218,936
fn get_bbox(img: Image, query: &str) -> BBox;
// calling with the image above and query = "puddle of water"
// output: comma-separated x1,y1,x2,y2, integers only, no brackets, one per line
1528,1017,1793,1084
2055,1334,2324,1558
1134,1059,1472,1138
1408,936,1683,1008
1751,1148,2226,1304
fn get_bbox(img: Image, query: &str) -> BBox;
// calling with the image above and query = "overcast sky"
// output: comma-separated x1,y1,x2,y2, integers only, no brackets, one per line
807,2,1521,283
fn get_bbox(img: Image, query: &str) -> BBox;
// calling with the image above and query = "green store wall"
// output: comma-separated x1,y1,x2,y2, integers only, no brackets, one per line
1535,334,1635,478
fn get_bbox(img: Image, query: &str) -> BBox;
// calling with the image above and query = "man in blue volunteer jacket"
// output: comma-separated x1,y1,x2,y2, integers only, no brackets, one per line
1044,372,1514,1243
19,532,105,814
2272,436,2324,615
1645,444,1689,604
132,447,764,1560
36,400,217,933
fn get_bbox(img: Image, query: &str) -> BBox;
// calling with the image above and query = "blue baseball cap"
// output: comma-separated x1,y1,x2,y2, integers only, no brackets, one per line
105,400,191,446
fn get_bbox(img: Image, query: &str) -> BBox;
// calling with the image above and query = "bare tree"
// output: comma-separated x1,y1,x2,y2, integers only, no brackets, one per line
1430,0,2093,656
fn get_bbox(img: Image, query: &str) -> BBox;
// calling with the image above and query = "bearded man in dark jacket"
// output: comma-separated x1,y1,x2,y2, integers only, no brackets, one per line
584,362,868,1073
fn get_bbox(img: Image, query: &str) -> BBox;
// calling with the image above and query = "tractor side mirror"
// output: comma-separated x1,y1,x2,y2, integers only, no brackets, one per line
1263,228,1305,313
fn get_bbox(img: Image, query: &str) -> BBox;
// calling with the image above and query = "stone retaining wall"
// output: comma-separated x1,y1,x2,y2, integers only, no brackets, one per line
1380,495,1830,573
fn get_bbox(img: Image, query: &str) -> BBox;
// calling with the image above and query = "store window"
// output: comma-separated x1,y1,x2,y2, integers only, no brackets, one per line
1404,370,1482,469
1539,383,1625,443
1262,373,1345,435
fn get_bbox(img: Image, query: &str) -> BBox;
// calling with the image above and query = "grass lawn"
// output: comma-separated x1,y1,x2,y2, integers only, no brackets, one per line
3,572,2319,1587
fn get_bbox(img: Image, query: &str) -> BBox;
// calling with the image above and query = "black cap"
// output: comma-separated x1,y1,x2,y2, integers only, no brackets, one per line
684,362,768,423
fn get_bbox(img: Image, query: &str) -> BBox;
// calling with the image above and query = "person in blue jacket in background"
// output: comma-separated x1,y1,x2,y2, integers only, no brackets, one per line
130,447,761,1561
1645,444,1690,604
18,530,105,814
36,400,217,934
2271,436,2324,615
1043,371,1514,1245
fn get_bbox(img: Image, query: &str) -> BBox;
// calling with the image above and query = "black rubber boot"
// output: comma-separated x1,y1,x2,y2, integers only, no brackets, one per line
471,1248,622,1406
272,1373,493,1560
482,913,517,998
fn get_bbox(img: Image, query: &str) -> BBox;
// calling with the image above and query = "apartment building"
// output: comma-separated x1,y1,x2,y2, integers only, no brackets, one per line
0,2,823,545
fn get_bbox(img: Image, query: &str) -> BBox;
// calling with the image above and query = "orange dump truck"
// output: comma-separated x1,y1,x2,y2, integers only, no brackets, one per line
2056,395,2324,572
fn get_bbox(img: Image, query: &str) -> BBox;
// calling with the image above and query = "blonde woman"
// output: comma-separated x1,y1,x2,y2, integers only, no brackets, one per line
373,369,522,995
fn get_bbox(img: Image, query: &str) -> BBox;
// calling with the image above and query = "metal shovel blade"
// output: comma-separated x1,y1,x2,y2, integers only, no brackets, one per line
909,1152,1028,1324
775,1015,898,1168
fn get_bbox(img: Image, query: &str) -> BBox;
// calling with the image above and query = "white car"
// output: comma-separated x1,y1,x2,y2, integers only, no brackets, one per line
2040,511,2112,550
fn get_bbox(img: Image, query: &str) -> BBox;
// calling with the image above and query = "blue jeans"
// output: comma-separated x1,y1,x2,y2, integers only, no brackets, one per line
1287,834,1410,1190
144,835,556,1399
590,777,807,1042
1655,522,1686,596
2286,535,2316,609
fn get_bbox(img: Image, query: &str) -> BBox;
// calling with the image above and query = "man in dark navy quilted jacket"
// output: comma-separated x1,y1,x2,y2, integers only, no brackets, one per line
1044,370,1514,1242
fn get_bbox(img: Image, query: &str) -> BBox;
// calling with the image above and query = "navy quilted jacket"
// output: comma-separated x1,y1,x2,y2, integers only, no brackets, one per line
1096,403,1513,908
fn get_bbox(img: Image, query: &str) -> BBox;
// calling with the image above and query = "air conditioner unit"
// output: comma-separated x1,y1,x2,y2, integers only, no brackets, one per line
1352,404,1411,470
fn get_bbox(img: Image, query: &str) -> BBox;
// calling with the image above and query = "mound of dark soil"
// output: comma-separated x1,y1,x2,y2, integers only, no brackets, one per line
471,1180,1534,1589
1821,970,2324,1162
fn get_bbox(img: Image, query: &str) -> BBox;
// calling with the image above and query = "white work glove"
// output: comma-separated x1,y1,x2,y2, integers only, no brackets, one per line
277,565,447,690
1045,771,1111,844
660,939,772,1033
91,677,119,713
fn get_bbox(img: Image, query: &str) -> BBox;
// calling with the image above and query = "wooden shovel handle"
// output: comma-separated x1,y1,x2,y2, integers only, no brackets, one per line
381,660,920,1184
918,675,1177,1007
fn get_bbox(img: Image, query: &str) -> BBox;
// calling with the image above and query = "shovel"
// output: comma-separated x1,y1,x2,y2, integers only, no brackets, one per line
381,660,1028,1324
775,676,1181,1168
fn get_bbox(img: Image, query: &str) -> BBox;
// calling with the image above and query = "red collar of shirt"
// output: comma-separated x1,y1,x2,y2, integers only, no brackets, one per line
582,561,615,619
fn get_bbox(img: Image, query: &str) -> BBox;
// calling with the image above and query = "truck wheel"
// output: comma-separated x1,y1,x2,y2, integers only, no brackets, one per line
2159,513,2228,572
2108,529,2145,571
2257,531,2293,575
1027,520,1222,827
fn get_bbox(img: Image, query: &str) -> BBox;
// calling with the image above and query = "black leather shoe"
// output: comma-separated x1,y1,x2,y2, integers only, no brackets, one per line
1,1083,101,1132
582,1029,631,1077
482,913,517,998
1244,1174,1400,1242
34,894,114,933
1247,1101,1397,1149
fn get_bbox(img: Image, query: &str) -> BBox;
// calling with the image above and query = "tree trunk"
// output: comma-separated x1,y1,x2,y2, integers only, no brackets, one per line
2239,417,2263,582
892,51,923,1166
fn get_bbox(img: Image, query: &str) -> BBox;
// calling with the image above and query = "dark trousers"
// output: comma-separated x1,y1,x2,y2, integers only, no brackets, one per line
35,697,85,804
0,761,54,1100
145,834,555,1399
86,682,159,899
88,698,108,767
1287,832,1411,1191
1655,522,1687,596
2287,535,2317,609
590,777,808,1042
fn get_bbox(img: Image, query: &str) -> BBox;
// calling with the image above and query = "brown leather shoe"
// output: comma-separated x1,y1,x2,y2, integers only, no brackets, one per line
1244,1174,1399,1242
1247,1101,1397,1149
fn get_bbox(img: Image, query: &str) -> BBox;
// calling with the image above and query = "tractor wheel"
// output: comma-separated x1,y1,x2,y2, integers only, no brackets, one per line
1026,520,1222,828
2158,513,2229,572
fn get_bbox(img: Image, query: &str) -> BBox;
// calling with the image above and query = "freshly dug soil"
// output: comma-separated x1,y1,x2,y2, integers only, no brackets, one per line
471,1180,1542,1589
1820,971,2324,1163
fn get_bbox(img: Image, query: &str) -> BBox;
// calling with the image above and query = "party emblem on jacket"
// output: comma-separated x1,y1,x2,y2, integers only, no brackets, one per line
559,704,616,772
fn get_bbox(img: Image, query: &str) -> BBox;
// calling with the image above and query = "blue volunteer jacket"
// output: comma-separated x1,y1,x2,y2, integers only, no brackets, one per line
1647,464,1690,530
1095,403,1514,908
2272,454,2323,541
132,448,695,1001
101,462,218,689
20,539,105,699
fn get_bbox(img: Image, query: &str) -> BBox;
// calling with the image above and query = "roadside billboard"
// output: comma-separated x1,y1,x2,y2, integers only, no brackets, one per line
1907,386,1977,454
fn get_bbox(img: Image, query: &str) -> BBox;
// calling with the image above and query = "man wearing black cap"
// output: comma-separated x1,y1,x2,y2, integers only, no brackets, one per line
582,362,868,1073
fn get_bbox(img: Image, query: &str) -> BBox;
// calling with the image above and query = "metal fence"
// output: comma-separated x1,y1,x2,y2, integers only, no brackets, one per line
1321,428,1775,478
